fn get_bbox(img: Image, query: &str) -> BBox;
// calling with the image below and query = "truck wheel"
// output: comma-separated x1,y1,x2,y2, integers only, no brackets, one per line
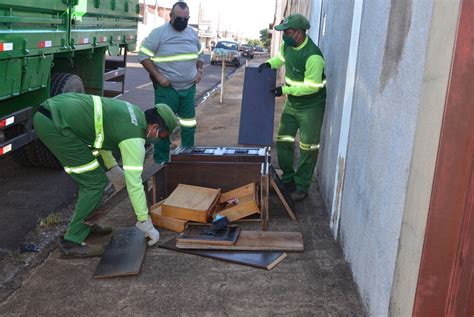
50,73,85,96
20,72,86,169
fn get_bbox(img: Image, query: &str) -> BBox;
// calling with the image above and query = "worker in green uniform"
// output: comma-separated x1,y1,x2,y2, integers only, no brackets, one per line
33,93,178,258
138,1,204,164
259,13,326,202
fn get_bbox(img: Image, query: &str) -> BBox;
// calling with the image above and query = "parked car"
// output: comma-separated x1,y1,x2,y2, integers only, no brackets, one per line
210,40,240,67
240,44,254,59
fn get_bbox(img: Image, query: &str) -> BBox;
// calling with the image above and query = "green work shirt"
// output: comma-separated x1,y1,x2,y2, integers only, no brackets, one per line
267,36,326,108
42,93,149,221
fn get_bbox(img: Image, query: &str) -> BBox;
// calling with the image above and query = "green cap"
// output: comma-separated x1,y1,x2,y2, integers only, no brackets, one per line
155,103,177,132
275,14,310,31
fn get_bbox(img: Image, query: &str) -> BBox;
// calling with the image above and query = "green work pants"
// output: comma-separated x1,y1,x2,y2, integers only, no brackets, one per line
276,101,325,192
33,112,108,244
153,84,196,163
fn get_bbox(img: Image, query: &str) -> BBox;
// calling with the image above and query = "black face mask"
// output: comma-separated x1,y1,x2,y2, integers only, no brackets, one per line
172,17,188,31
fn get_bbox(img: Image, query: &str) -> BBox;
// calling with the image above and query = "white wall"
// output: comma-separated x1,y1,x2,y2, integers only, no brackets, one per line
332,1,433,315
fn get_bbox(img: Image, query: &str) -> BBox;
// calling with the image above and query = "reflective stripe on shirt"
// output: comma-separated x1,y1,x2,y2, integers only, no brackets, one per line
92,95,104,149
285,77,326,88
151,52,199,63
123,165,143,171
139,46,155,57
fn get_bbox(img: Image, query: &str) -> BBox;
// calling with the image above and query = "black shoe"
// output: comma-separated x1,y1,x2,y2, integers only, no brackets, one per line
59,238,105,259
290,189,308,202
89,224,113,236
283,181,296,194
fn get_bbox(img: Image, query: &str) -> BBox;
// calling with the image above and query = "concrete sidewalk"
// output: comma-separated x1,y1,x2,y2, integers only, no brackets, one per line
0,61,365,316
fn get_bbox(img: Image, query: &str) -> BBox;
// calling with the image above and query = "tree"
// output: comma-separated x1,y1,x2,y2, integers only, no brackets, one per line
259,28,271,48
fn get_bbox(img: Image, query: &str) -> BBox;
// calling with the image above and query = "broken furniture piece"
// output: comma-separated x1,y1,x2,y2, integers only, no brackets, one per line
176,231,304,252
176,223,242,246
216,182,260,222
150,201,187,233
269,165,296,221
93,227,147,278
161,238,287,270
161,184,220,223
153,146,271,229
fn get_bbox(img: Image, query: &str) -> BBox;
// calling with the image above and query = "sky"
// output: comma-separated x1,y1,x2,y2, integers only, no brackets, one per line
185,0,276,39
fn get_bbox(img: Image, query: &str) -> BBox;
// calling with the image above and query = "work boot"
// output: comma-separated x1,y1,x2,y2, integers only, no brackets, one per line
58,238,105,259
89,224,113,236
283,180,296,194
290,189,308,202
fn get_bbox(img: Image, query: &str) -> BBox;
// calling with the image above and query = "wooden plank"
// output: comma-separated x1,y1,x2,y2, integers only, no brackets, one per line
161,238,287,270
176,224,241,246
238,67,277,145
261,174,269,230
176,231,304,251
150,202,187,233
84,164,164,225
269,166,296,221
93,227,147,279
161,184,220,223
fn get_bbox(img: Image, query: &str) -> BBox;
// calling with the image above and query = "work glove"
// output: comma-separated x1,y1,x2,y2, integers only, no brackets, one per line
106,165,125,191
270,86,283,97
136,216,160,246
257,62,271,72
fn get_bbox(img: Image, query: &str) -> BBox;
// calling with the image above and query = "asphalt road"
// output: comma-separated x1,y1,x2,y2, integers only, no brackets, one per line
0,52,245,254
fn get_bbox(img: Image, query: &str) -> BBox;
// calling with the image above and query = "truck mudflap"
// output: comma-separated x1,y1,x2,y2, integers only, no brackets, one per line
0,107,35,157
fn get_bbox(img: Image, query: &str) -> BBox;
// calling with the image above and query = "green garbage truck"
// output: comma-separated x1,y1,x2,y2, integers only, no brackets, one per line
0,0,139,167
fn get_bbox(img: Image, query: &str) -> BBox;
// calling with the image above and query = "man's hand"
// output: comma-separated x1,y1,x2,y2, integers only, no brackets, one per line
194,69,203,83
270,86,283,97
136,216,160,246
258,62,271,72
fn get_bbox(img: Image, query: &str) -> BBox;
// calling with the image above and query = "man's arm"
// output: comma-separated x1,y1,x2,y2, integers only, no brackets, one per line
118,138,148,222
266,42,286,69
137,29,170,87
282,54,325,96
195,39,204,83
141,59,170,87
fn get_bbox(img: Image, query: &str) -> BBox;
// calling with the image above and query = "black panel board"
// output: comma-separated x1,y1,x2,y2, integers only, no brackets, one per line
238,67,277,146
161,238,287,270
93,227,147,278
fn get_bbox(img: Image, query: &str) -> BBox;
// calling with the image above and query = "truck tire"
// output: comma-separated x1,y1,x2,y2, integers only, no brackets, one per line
6,73,86,169
50,73,85,96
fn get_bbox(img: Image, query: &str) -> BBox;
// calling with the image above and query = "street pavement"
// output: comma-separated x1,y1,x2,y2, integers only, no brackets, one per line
0,56,365,315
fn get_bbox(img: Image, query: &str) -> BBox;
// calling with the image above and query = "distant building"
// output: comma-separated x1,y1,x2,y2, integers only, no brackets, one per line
136,0,173,51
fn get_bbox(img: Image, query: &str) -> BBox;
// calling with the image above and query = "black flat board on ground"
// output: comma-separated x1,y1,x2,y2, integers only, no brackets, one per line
161,238,287,270
238,67,276,146
93,227,147,279
177,224,241,245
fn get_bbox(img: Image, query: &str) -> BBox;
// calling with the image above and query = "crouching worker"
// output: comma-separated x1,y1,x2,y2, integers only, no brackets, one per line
33,93,177,258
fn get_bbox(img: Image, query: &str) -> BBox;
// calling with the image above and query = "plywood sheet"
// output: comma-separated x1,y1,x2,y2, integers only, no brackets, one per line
238,67,277,145
93,227,147,278
161,238,287,270
217,182,260,221
176,231,304,252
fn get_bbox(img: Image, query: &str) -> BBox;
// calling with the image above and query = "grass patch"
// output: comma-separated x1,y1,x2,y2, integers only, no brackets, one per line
39,212,62,228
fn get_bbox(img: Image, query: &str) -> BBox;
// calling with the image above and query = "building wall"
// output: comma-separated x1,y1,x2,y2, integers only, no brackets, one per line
313,0,354,217
333,1,434,315
389,0,461,315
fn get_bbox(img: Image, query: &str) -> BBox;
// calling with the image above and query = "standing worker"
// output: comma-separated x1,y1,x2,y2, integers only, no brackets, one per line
259,13,326,202
33,93,178,258
138,1,204,164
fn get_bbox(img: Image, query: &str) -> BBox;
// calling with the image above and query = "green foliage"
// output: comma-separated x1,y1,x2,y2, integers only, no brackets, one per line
259,28,271,48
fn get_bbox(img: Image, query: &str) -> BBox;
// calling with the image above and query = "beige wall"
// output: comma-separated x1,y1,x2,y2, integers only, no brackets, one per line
389,0,461,315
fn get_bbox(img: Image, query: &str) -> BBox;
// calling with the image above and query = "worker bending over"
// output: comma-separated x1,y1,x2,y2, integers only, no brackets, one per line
33,93,177,258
